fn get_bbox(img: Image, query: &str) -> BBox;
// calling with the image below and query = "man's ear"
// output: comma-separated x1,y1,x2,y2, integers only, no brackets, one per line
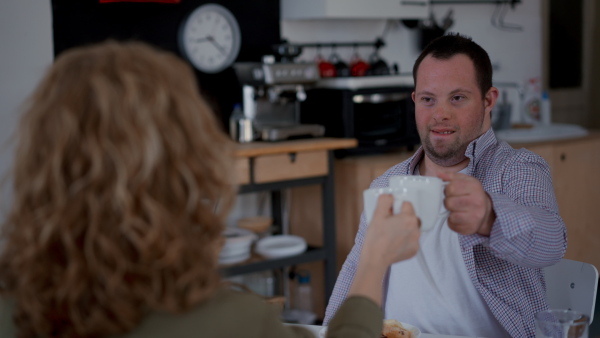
484,87,499,116
412,91,416,103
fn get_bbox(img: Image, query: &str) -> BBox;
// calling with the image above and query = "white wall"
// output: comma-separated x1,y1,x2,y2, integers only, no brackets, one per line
281,0,542,123
0,0,53,215
0,0,542,222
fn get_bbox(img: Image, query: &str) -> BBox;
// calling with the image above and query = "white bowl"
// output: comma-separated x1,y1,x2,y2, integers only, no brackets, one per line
255,235,307,259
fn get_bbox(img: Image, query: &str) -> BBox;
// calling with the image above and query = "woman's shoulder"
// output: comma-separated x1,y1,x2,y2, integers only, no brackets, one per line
122,288,282,338
0,296,16,338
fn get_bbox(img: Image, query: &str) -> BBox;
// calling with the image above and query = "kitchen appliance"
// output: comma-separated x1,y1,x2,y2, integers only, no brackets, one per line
232,59,325,141
300,75,420,157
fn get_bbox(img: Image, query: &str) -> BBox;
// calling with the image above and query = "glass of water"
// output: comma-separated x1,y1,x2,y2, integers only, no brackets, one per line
535,309,589,338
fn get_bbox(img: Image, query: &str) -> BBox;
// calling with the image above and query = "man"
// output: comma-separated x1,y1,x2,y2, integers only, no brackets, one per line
324,33,567,338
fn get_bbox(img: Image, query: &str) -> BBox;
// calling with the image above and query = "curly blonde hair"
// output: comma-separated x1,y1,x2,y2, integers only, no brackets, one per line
0,41,237,337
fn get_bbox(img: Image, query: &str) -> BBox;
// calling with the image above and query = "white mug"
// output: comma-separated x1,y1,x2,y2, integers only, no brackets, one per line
362,187,418,225
388,175,449,232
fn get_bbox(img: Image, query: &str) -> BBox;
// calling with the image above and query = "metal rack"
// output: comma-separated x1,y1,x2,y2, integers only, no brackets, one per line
275,38,386,51
271,38,386,62
430,0,520,4
220,152,338,304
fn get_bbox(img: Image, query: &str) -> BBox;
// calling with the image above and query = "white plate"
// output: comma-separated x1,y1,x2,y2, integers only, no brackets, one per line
318,321,421,338
219,228,257,263
255,235,307,259
222,227,256,244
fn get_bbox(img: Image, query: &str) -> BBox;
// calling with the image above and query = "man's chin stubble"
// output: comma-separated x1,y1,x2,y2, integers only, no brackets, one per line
423,140,466,167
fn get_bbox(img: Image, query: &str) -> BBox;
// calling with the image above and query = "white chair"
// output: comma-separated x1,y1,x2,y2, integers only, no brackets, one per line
543,258,599,323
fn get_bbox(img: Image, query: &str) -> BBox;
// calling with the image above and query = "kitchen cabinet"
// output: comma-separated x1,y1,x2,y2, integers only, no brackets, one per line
289,132,600,318
281,0,429,20
326,132,600,274
512,132,600,270
221,137,357,309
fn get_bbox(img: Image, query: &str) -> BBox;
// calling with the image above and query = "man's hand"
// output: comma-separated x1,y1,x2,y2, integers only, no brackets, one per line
437,172,495,236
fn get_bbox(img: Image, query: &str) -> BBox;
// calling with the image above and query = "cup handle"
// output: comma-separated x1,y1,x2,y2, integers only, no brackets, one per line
439,181,450,220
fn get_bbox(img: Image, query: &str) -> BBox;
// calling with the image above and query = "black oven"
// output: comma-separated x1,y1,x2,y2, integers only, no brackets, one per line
301,85,420,157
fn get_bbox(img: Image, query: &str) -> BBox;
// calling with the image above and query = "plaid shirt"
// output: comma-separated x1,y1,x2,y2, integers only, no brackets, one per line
324,128,567,338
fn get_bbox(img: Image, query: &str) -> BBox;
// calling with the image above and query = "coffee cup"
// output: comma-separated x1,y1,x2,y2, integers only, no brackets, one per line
388,175,449,232
362,187,418,225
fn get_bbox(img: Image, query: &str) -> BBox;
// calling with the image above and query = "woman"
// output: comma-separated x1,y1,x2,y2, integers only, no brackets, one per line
0,41,420,338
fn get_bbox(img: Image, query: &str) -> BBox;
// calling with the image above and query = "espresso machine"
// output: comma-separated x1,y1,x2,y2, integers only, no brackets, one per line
232,57,325,142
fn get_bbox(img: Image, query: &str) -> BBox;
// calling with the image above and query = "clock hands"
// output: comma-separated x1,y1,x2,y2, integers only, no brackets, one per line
206,15,227,56
207,37,227,56
193,35,227,56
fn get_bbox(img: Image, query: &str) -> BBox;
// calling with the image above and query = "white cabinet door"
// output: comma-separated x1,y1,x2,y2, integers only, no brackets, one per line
281,0,429,20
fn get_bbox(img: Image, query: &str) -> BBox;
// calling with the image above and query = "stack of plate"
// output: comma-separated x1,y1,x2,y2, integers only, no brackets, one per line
219,228,257,265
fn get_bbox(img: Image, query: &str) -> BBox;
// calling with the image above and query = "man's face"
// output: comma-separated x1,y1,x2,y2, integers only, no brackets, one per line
412,54,497,167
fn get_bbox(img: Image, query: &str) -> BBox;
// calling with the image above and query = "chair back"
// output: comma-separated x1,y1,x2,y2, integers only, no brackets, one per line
543,258,599,323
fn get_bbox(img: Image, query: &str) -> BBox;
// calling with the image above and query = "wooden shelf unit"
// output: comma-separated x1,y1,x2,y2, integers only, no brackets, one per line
221,138,357,308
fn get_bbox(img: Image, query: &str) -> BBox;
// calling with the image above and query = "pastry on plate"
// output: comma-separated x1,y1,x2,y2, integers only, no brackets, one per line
381,319,412,338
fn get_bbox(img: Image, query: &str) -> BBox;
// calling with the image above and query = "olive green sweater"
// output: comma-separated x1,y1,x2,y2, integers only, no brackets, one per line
0,289,382,338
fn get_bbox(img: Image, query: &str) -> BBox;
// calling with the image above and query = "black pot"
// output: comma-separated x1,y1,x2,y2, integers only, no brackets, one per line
367,52,390,76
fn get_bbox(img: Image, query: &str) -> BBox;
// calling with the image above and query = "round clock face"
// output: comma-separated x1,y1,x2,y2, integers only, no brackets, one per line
178,3,241,74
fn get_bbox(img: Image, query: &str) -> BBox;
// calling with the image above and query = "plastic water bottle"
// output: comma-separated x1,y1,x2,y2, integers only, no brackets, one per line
282,270,317,324
295,271,313,313
540,91,552,125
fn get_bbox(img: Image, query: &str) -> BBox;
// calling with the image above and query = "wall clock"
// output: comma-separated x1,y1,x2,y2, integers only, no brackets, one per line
178,3,242,74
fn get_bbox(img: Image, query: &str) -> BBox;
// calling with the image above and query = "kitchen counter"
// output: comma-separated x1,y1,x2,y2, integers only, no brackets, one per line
506,129,600,148
495,123,589,144
235,137,358,158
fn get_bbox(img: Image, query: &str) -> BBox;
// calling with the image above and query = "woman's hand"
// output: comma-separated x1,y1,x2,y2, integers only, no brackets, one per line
348,195,421,305
362,195,420,267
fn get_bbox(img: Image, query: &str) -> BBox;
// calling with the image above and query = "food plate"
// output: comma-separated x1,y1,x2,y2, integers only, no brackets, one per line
318,321,421,338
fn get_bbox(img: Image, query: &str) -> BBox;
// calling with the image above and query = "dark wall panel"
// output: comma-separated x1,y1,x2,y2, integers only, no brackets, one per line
51,0,281,130
549,0,582,89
